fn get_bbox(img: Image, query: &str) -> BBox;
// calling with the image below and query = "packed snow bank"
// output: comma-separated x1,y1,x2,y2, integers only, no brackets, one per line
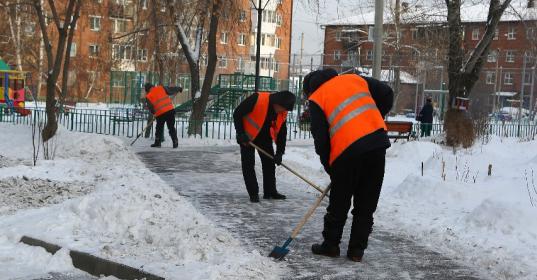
283,137,537,280
0,123,285,279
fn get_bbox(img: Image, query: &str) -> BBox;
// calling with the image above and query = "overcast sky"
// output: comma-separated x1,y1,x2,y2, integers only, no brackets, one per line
291,0,375,57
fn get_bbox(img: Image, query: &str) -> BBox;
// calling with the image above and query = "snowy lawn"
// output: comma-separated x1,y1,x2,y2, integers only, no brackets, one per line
0,123,285,280
281,137,537,280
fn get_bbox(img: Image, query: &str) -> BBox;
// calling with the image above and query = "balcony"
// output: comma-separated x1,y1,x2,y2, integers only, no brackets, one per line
109,2,134,19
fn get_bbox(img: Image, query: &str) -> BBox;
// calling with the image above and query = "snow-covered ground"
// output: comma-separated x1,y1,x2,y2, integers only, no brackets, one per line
283,137,537,280
0,123,285,280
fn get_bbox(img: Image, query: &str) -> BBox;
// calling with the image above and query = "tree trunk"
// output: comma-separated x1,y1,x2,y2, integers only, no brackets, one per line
188,0,220,135
42,77,58,142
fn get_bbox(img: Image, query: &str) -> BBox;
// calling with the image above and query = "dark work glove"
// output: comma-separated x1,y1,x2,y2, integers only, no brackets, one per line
273,153,283,166
323,165,331,176
236,133,250,146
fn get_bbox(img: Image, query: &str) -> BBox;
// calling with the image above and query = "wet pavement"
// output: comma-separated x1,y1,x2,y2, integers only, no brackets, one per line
137,146,487,280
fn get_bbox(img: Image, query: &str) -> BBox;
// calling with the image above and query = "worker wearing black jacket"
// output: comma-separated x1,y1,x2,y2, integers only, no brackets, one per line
303,68,393,262
233,91,296,203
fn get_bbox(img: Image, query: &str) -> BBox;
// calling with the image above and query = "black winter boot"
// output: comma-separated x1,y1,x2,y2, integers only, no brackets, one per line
173,140,178,149
150,142,161,148
263,192,286,199
250,195,260,203
311,242,340,257
347,247,364,262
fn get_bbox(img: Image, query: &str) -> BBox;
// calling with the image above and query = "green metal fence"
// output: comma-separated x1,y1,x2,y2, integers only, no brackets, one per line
2,108,536,141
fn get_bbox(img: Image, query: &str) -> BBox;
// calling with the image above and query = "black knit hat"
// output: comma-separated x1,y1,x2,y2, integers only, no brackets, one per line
144,83,154,93
270,90,296,111
302,68,338,97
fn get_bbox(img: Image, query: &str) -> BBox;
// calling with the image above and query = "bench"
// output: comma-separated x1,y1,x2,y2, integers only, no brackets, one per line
385,121,413,142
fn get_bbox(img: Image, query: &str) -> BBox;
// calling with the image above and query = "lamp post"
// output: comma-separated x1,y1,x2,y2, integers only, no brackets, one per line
373,0,384,79
250,0,271,93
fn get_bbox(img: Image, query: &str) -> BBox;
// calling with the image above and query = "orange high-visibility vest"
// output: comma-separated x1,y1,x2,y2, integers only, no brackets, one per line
243,92,288,141
308,74,387,165
146,86,174,117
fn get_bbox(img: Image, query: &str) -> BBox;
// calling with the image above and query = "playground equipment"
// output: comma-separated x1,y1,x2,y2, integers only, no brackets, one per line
0,60,31,116
175,73,278,120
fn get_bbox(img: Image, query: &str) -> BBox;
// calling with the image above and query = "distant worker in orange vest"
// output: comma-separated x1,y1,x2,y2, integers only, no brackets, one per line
303,68,393,262
233,91,296,203
144,83,179,148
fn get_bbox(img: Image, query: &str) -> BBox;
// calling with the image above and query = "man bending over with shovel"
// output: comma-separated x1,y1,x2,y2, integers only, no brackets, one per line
303,68,393,262
233,91,296,203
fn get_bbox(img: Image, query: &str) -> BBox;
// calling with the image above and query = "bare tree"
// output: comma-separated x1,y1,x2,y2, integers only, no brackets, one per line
166,0,223,136
444,0,512,147
32,0,82,141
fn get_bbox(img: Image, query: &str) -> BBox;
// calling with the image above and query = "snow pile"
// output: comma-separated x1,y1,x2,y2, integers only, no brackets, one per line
0,177,94,215
282,137,537,280
0,123,285,279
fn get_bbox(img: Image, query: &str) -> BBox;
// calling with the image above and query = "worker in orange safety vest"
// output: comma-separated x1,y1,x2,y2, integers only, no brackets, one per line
233,91,296,203
144,83,179,148
303,68,393,262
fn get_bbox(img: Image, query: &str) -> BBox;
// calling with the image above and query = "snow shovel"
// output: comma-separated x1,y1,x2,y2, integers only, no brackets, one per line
249,142,327,196
130,117,155,146
269,183,331,260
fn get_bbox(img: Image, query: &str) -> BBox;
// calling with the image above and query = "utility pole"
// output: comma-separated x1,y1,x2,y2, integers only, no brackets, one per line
299,32,304,74
373,0,384,79
518,54,528,136
493,48,500,115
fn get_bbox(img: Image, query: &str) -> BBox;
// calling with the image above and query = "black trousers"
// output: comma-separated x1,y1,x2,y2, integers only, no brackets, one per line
240,138,277,198
322,148,386,251
155,110,178,143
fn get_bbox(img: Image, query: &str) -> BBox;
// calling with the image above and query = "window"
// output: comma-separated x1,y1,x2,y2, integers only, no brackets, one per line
24,23,35,35
335,31,341,42
160,4,166,12
472,28,480,40
69,43,76,57
218,56,227,68
276,13,282,26
112,18,128,33
504,72,513,85
140,0,147,9
275,37,281,49
369,26,375,41
486,72,496,85
239,10,247,22
487,50,497,63
524,72,532,84
220,32,228,44
137,49,148,61
238,33,247,46
112,44,133,60
334,50,341,60
411,28,418,40
89,44,100,57
506,50,515,62
527,27,535,40
494,28,499,40
525,51,533,63
507,26,516,40
366,50,373,61
90,16,101,31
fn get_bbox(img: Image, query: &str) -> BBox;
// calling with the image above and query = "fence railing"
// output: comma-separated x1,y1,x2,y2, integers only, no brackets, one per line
1,108,536,141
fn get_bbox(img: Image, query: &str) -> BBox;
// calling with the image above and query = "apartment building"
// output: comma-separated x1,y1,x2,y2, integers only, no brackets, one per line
0,0,292,103
322,0,537,114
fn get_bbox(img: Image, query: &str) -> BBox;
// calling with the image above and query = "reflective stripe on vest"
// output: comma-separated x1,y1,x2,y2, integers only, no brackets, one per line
308,74,387,165
242,92,287,141
147,86,174,117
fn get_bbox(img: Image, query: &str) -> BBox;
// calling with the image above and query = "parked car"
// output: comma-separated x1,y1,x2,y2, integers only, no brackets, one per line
489,112,512,122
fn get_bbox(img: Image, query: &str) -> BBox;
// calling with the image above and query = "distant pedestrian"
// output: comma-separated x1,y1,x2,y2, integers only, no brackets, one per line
303,68,393,262
233,91,296,203
417,97,433,137
144,83,179,148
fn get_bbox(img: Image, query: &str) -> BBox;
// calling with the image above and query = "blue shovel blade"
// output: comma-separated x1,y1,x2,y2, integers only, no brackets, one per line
269,245,290,260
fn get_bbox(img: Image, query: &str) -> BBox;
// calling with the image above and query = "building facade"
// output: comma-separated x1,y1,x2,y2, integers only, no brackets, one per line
0,0,293,104
322,1,537,116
